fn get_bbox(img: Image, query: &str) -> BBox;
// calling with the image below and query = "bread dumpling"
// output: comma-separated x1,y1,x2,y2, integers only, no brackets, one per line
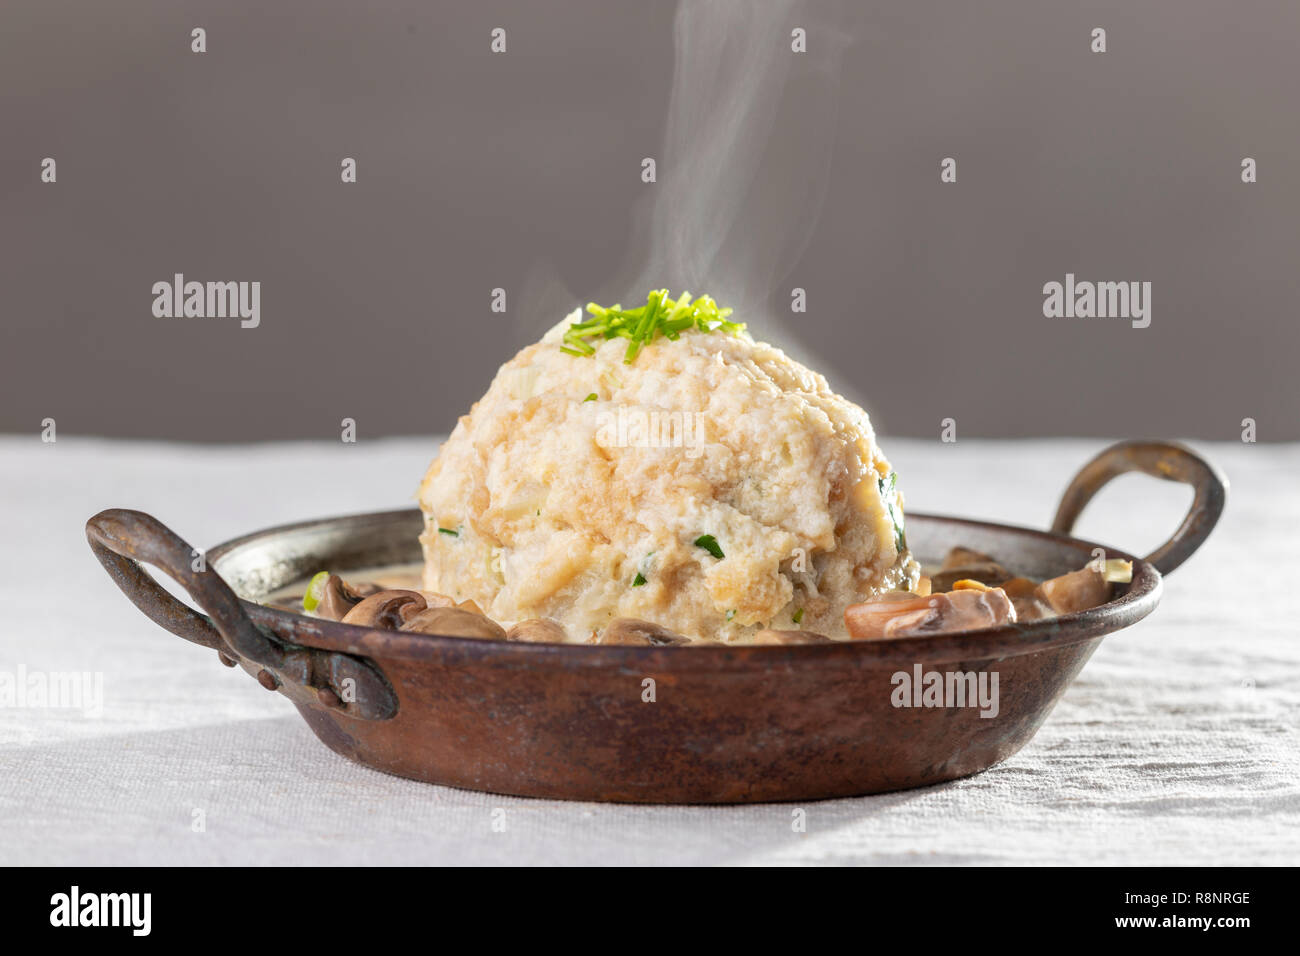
417,303,918,643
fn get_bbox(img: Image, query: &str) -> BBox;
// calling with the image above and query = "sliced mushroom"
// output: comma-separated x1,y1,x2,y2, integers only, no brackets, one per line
931,565,1010,592
341,590,427,629
506,618,568,644
419,591,457,609
456,599,487,616
941,547,999,570
753,628,835,645
931,547,1011,592
1037,566,1111,615
314,574,373,622
400,606,507,640
1001,576,1055,622
844,588,1016,640
599,618,692,646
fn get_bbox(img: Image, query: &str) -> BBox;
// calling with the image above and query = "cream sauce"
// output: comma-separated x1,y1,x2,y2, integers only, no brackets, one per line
264,562,424,612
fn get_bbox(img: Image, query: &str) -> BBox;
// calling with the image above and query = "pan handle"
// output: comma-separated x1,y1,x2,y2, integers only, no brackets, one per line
86,508,397,720
1050,440,1227,576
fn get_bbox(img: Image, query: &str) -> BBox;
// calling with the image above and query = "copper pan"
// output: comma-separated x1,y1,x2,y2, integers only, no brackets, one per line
85,440,1226,803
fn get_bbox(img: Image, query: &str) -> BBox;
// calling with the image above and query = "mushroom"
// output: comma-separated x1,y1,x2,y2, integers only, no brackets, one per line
506,618,569,644
753,629,835,645
941,547,998,569
931,547,1011,592
599,618,692,646
1001,576,1055,622
399,606,507,640
313,574,380,622
1036,566,1111,615
844,588,1016,640
341,590,427,629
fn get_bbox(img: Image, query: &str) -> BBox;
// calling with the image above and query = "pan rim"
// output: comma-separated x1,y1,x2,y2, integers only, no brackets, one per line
209,507,1163,667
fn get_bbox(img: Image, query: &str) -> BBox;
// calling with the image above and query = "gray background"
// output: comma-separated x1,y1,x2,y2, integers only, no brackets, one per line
2,0,1296,441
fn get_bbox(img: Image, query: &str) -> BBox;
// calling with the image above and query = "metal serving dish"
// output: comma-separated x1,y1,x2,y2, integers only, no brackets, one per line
86,440,1225,803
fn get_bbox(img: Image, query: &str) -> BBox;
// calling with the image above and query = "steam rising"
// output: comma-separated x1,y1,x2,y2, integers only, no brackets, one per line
631,0,849,320
520,0,853,387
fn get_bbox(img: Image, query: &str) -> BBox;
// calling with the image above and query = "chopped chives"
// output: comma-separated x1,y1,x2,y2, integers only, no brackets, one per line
877,471,907,553
694,534,724,559
561,290,745,365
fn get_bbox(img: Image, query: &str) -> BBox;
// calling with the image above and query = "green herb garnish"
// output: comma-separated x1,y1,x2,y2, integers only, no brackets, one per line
694,534,724,559
438,527,460,537
302,571,330,612
583,393,598,402
878,471,906,553
631,552,655,587
726,610,736,622
792,608,804,625
562,290,746,365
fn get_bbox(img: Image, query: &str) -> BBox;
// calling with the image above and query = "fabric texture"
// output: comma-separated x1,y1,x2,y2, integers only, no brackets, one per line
1,436,1295,866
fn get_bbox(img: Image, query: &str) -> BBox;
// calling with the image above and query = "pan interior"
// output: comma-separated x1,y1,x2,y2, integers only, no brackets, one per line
211,509,423,601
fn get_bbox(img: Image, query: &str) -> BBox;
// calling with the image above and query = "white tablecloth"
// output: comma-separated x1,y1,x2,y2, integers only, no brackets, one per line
1,436,1296,866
